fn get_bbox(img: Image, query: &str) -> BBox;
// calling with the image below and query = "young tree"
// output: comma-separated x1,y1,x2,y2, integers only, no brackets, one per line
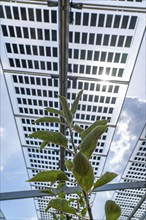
27,90,121,220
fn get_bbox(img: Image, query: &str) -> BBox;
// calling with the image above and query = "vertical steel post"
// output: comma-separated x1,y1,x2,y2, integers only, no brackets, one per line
58,0,70,171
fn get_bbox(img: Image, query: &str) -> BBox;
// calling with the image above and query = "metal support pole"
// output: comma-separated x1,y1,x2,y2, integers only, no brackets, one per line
1,181,146,201
127,192,146,220
58,0,70,171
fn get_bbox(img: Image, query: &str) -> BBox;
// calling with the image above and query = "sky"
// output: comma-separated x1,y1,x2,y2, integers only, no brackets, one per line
0,11,146,220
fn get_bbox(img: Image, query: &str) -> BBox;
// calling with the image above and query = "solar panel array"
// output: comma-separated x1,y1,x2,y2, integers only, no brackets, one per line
0,1,145,219
113,125,146,220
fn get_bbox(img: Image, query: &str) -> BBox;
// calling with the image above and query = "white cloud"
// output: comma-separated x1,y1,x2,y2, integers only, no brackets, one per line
105,191,113,199
0,127,5,138
0,165,4,171
110,115,135,166
30,218,38,220
104,96,146,176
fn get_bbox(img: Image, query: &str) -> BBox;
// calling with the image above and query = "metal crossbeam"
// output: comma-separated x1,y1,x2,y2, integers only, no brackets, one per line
1,0,146,13
1,181,146,201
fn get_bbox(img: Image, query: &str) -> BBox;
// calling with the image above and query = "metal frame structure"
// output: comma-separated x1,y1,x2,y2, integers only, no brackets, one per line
0,209,6,220
58,0,69,171
1,0,146,12
1,0,146,219
1,181,146,201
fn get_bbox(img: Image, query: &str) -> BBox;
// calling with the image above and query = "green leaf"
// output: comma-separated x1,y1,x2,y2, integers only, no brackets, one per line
75,191,84,207
29,130,68,148
40,141,49,151
27,170,69,183
58,191,65,199
41,188,54,195
45,204,51,212
45,107,64,117
68,198,77,203
52,213,58,220
75,191,83,198
80,125,108,158
105,200,121,220
78,195,85,207
81,120,109,140
59,96,73,125
65,160,73,171
56,182,66,190
73,124,84,134
72,152,94,192
60,214,66,220
75,190,84,206
81,207,87,217
32,117,61,124
94,172,117,189
71,90,83,115
48,199,77,215
78,197,85,207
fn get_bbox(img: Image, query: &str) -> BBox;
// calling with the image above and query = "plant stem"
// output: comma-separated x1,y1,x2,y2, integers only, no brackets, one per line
83,191,93,220
77,200,81,220
66,148,75,155
69,126,77,154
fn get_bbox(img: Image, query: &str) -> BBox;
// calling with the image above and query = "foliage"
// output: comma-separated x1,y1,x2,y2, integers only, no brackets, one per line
27,90,121,220
105,200,121,220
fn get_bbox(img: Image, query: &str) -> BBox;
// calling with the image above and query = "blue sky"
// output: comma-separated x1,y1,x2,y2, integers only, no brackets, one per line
0,24,146,220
